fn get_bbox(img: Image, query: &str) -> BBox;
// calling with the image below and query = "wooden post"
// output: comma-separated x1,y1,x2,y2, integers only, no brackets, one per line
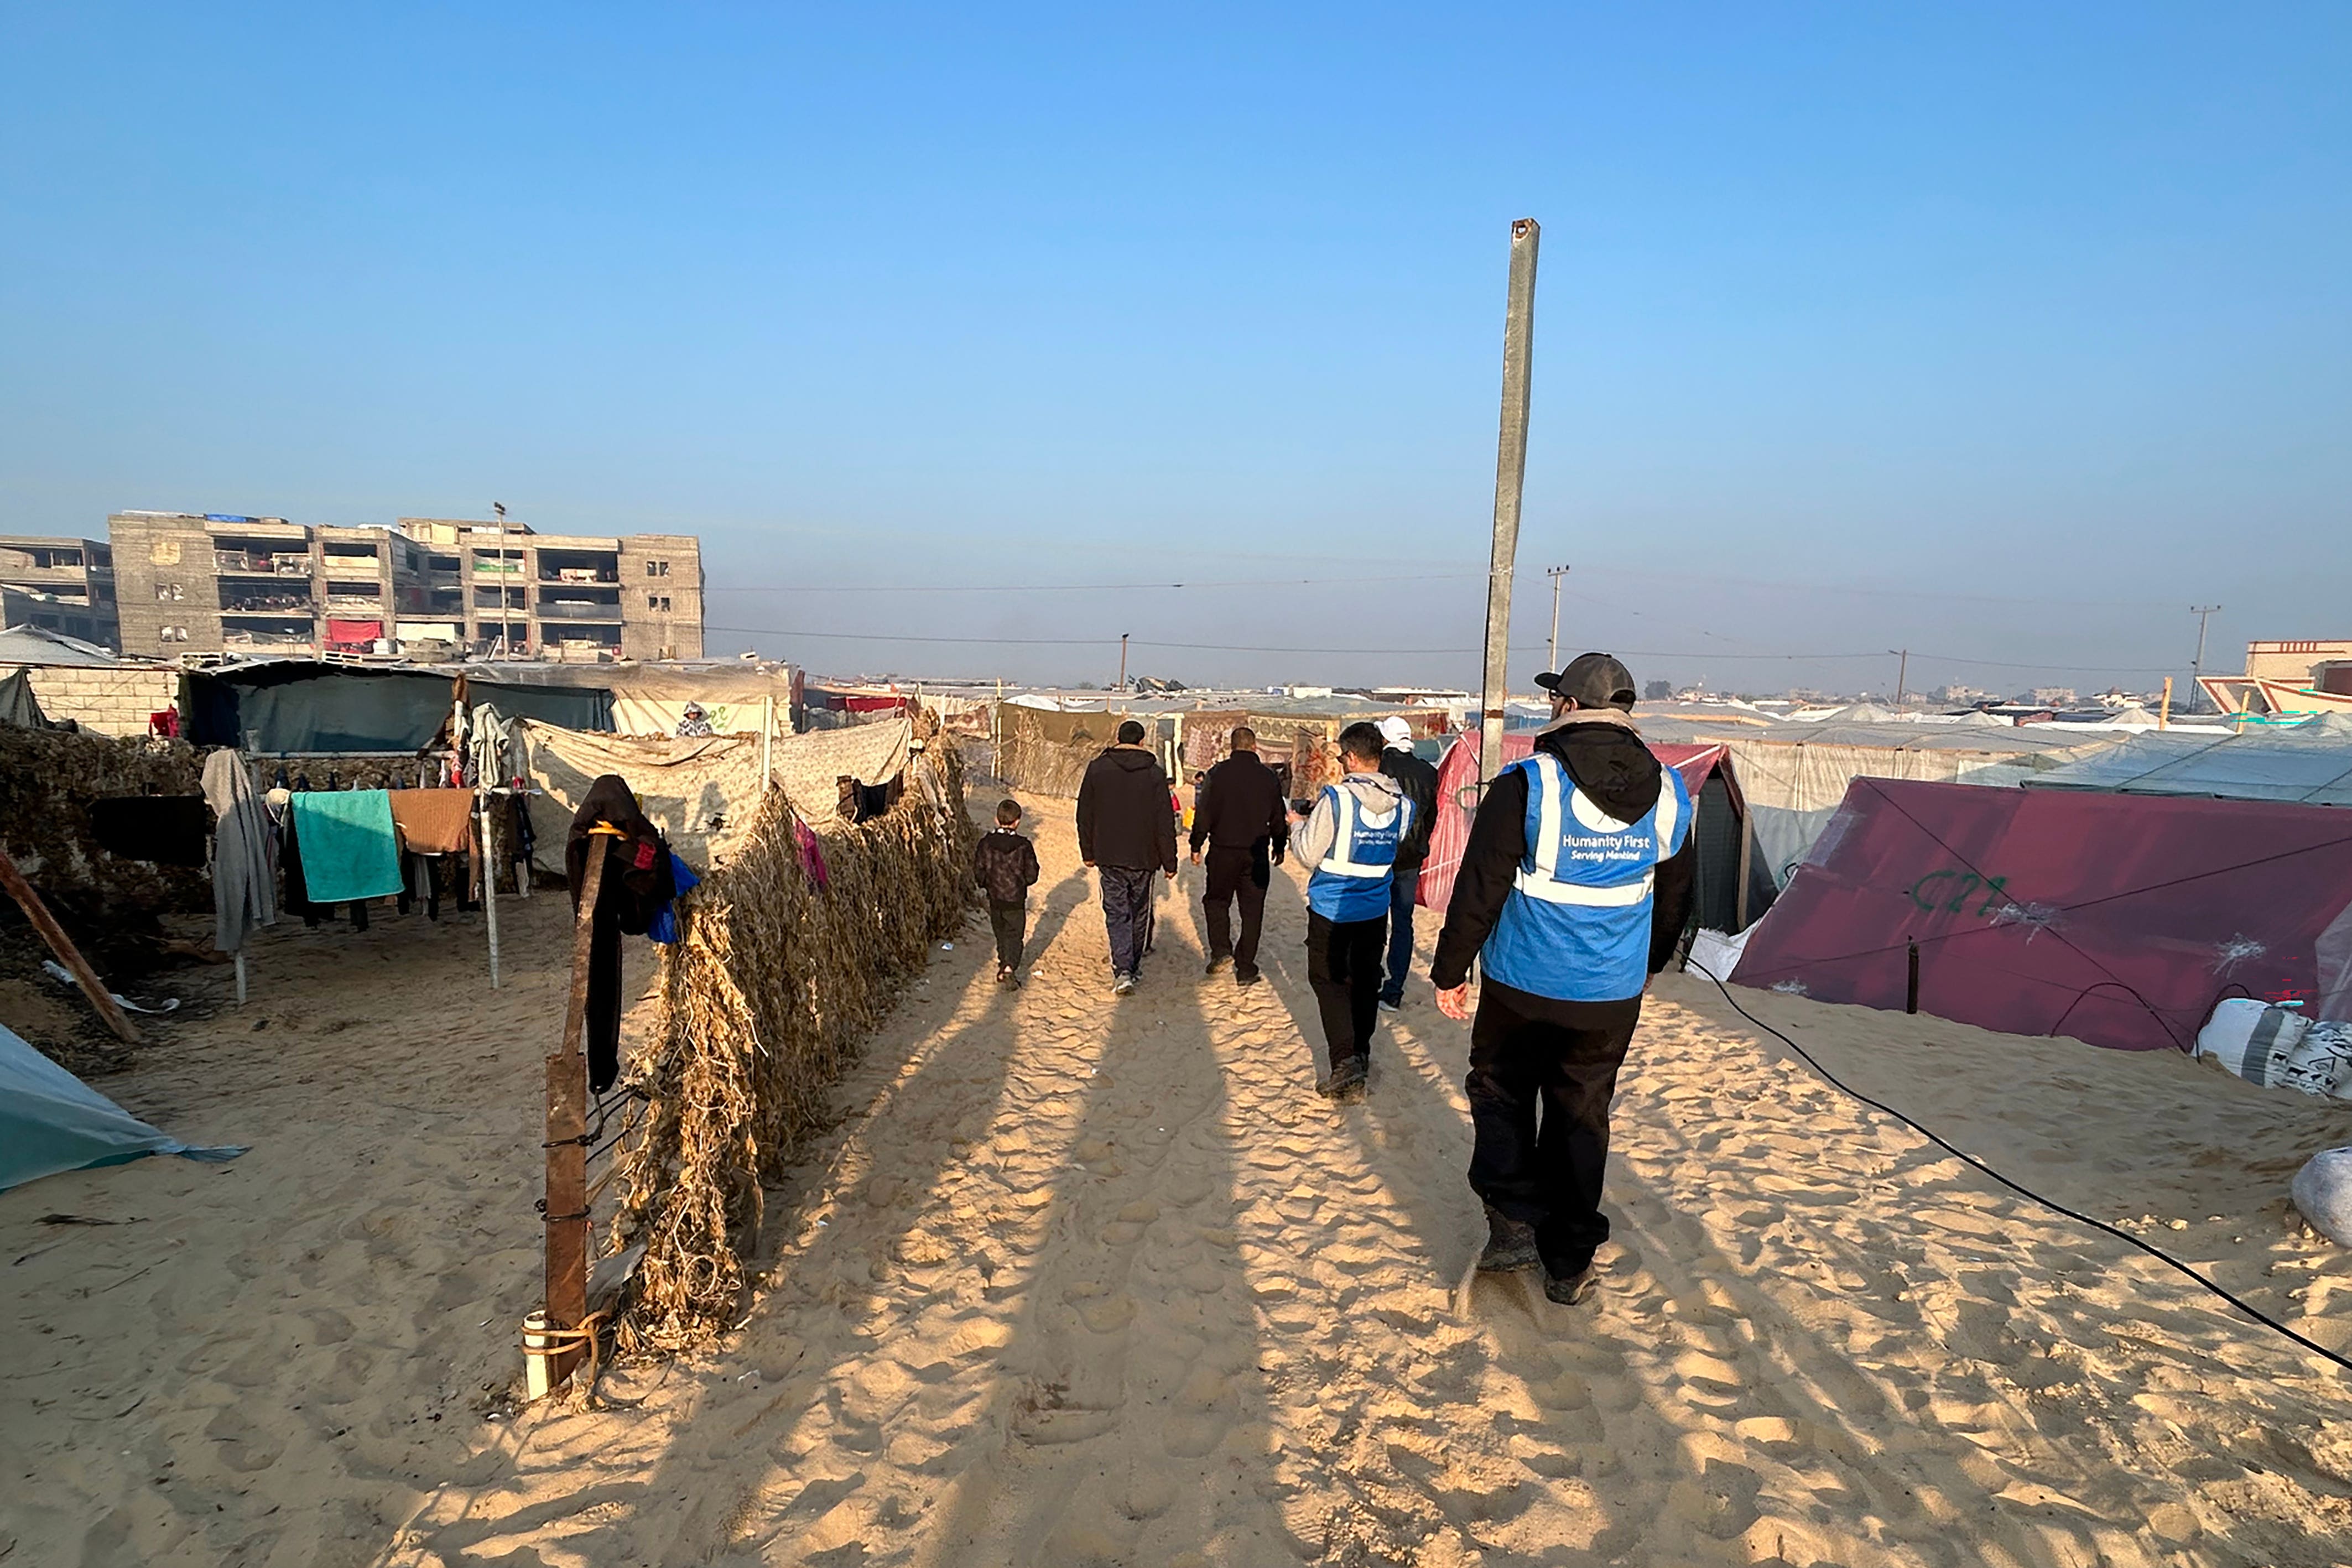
544,845,606,1391
0,850,142,1045
1480,217,1540,785
761,695,775,792
2158,676,2173,731
1734,812,1754,931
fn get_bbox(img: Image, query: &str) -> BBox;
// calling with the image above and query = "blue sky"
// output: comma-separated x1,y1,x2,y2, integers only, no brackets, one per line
2,3,2345,695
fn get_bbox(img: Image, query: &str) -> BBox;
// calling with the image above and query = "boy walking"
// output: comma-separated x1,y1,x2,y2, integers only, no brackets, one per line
974,798,1041,985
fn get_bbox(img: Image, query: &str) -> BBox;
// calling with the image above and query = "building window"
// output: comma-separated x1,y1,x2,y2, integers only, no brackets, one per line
158,626,188,643
156,583,184,602
645,560,669,577
647,593,670,612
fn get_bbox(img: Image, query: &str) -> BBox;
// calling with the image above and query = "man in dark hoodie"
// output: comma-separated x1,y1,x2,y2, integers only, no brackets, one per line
1188,725,1289,987
1431,653,1695,1306
1076,718,1178,995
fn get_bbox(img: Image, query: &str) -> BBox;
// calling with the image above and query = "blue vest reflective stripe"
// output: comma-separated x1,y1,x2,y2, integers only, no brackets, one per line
1481,752,1692,1002
1305,782,1412,921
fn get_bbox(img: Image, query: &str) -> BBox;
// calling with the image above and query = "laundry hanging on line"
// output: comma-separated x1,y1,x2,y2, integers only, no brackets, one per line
288,791,406,905
386,788,477,856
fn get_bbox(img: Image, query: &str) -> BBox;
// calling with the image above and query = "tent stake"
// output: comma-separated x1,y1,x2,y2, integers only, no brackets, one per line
0,848,143,1044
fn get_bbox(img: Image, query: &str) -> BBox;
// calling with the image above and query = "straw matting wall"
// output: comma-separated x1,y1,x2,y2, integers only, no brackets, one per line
606,731,976,1355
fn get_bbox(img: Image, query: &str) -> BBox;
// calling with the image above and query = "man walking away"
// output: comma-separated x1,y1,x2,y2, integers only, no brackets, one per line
1375,715,1439,1012
973,797,1041,986
1188,726,1289,987
1076,718,1178,995
1293,722,1413,1102
1432,653,1695,1306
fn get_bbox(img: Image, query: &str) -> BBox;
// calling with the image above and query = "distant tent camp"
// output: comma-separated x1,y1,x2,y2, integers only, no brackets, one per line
1,1024,243,1192
1729,779,2352,1052
2020,716,2352,806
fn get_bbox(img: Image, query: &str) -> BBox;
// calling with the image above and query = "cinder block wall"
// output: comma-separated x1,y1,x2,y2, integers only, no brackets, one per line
23,668,184,737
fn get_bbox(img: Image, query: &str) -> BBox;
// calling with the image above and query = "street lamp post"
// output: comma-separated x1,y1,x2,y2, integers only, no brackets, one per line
1546,564,1570,672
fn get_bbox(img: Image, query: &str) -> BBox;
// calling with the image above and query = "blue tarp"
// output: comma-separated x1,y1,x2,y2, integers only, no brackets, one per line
0,1024,243,1193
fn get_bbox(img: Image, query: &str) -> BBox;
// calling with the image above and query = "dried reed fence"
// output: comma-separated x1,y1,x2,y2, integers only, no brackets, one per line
605,732,977,1355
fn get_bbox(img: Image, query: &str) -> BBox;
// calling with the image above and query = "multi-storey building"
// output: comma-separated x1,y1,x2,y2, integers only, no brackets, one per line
0,535,119,647
394,519,703,660
107,511,703,660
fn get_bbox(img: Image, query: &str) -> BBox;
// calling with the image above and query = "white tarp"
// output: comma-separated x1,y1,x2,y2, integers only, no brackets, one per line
0,1024,243,1192
518,717,913,873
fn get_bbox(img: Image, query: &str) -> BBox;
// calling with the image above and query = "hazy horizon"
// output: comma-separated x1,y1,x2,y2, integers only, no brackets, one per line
4,4,2345,694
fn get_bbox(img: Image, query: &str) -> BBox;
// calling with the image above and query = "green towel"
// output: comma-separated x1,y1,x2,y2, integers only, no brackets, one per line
290,791,406,904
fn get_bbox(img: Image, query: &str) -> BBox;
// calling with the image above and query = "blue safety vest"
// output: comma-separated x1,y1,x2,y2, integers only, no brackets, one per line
1305,782,1413,921
1480,752,1690,1002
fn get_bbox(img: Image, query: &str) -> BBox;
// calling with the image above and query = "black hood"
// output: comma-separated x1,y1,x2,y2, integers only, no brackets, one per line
1536,720,1662,824
1101,745,1159,772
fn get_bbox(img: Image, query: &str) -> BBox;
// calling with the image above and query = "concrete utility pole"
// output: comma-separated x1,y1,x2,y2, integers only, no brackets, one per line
1889,648,1909,707
1480,218,1540,785
1117,633,1130,695
2189,605,2221,713
1545,564,1571,673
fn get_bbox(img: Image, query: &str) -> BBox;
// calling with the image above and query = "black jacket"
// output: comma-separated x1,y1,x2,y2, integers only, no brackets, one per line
1379,745,1440,870
1430,719,1696,997
972,827,1041,906
1076,744,1178,872
1188,751,1289,859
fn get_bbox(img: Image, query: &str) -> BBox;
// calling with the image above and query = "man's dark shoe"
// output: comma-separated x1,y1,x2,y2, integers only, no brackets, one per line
1477,1206,1540,1273
1205,955,1231,976
1235,970,1261,988
1319,1055,1367,1103
1543,1264,1598,1306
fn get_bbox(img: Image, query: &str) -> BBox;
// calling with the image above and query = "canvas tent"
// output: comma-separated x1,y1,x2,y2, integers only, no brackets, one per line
1,1023,243,1192
466,658,801,738
1729,779,2352,1052
2019,716,2352,806
184,661,612,752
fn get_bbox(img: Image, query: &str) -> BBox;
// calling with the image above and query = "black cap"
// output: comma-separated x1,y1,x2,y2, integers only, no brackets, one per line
1536,652,1637,711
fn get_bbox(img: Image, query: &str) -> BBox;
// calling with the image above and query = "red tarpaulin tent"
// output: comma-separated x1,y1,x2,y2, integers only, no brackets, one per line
1417,732,1728,913
1729,779,2352,1051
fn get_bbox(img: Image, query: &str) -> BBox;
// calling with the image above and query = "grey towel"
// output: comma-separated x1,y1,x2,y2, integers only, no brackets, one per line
201,749,278,955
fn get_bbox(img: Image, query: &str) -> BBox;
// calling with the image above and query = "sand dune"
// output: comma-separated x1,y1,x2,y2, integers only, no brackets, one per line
7,795,2351,1567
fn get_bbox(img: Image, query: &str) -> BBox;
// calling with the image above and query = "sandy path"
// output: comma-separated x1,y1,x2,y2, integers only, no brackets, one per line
386,799,2352,1567
8,794,2352,1567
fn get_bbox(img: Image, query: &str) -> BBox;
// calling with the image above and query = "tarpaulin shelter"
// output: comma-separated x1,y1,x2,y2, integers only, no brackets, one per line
466,658,802,738
184,661,611,752
2019,716,2352,806
1729,779,2352,1051
1,1023,243,1191
0,668,46,727
518,717,912,875
1418,733,1759,931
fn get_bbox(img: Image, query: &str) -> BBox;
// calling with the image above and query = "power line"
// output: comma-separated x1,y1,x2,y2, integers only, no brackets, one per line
709,571,1489,595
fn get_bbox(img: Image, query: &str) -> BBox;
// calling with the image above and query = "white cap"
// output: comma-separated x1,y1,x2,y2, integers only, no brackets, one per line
1377,716,1414,749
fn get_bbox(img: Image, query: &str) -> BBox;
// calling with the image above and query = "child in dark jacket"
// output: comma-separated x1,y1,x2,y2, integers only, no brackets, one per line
972,798,1042,984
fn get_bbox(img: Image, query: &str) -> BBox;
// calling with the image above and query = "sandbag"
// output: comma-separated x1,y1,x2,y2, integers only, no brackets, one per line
2291,1147,2352,1249
2195,999,2311,1087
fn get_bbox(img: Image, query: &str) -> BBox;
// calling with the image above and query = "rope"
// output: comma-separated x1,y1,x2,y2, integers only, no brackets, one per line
1682,955,2351,1376
527,1309,613,1405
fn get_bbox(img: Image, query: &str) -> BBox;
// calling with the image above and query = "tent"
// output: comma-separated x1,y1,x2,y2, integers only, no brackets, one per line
1418,733,1759,930
1728,779,2352,1051
1,1024,243,1192
2020,716,2352,805
465,658,801,738
0,667,46,727
184,661,612,752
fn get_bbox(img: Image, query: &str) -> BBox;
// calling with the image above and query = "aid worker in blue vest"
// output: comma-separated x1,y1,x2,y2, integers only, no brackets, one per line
1290,721,1414,1103
1431,653,1697,1305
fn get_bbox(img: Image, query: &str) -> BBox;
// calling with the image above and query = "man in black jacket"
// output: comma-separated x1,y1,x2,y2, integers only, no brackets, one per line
1430,654,1696,1306
1076,718,1178,996
1187,726,1289,987
1375,715,1439,1010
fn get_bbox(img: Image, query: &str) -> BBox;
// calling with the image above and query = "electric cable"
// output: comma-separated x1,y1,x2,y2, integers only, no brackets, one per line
1679,955,2351,1376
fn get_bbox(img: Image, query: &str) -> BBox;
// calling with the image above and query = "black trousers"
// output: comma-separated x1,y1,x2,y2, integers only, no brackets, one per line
1465,980,1643,1277
1201,845,1269,977
1307,910,1387,1073
988,899,1027,970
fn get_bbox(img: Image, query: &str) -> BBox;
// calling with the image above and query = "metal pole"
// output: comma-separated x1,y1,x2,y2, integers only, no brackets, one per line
1480,218,1541,785
2190,605,2220,714
1117,633,1130,695
480,790,501,988
761,695,775,792
1546,565,1569,673
1890,648,1908,706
